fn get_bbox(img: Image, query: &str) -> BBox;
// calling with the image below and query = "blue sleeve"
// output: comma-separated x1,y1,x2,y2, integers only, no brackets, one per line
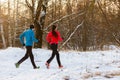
19,32,25,44
32,31,38,42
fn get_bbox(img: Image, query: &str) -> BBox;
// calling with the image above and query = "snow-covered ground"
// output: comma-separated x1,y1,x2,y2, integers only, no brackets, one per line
0,47,120,80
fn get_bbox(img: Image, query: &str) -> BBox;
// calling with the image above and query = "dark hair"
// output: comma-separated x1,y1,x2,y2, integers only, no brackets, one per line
30,25,34,29
52,25,58,37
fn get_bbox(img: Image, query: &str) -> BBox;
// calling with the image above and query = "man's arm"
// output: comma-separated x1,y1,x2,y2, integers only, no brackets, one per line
19,32,25,45
32,31,38,42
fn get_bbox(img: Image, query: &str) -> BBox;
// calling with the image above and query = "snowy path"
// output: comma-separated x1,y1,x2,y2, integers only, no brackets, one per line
0,47,120,80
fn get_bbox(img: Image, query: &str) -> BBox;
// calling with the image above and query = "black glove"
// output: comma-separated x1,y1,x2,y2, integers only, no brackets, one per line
23,43,25,46
38,40,40,42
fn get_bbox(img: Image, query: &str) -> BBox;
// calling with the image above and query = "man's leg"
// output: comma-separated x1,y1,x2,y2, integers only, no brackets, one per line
28,46,38,69
15,46,29,68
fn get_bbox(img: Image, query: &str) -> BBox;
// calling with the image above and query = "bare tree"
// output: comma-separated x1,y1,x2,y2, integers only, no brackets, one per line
8,0,12,46
25,0,48,48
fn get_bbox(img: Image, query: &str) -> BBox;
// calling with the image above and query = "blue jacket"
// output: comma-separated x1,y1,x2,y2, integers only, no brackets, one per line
19,29,38,46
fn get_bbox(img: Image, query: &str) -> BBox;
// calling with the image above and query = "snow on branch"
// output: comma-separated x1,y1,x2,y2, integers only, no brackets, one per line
59,20,84,50
40,11,46,17
44,11,85,31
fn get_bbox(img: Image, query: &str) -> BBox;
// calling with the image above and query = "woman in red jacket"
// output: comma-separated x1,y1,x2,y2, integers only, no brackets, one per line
46,25,63,69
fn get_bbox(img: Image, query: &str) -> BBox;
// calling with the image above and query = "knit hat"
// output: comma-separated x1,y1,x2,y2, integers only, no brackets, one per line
30,25,34,29
52,25,56,31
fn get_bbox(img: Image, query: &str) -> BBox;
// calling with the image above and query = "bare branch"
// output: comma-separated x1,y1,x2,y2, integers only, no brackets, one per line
44,11,85,31
25,0,33,11
35,0,43,20
112,33,120,46
59,20,84,50
97,1,110,26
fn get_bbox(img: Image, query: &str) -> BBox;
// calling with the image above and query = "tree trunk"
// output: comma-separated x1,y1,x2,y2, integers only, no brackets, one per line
34,21,43,48
81,1,89,51
8,0,12,47
34,0,48,48
0,24,6,48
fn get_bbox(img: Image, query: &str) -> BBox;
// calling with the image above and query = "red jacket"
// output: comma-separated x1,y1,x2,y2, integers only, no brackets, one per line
46,31,62,44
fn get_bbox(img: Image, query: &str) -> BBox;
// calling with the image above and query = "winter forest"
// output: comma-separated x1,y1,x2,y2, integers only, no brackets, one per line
0,0,119,51
0,0,120,80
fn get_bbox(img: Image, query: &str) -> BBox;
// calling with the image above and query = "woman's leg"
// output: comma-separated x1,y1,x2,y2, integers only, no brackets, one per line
56,51,61,66
54,44,62,67
47,52,55,64
46,44,56,64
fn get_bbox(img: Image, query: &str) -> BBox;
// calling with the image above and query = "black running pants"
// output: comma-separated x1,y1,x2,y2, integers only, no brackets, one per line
47,44,61,66
17,46,37,68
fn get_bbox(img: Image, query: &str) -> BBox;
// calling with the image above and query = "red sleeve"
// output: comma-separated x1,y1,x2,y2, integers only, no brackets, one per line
57,31,63,41
46,32,51,43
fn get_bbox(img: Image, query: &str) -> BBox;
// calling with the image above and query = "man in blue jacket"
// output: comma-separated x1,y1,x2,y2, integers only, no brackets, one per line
15,25,39,69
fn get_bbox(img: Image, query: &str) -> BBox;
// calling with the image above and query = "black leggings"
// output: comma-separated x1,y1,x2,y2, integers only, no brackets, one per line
47,44,61,66
17,46,37,68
